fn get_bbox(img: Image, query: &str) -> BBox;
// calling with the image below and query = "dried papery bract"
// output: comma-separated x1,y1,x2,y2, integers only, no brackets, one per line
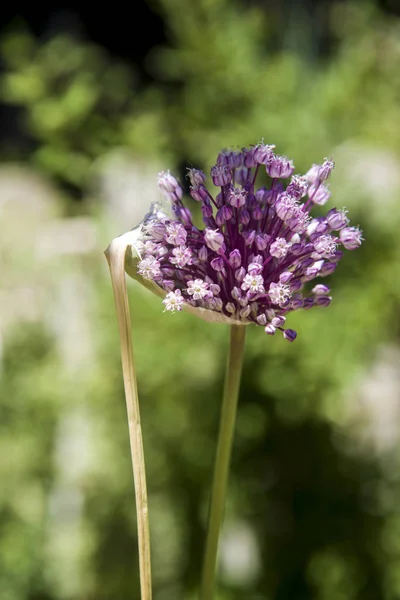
104,233,152,600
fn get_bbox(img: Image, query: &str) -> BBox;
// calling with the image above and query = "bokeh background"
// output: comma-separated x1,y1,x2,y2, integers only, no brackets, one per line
1,1,400,599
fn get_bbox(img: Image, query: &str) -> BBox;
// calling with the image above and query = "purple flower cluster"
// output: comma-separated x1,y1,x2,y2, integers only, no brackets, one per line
135,143,362,341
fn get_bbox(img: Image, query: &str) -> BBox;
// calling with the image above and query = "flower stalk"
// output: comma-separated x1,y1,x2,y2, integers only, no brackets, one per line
108,140,363,600
200,324,246,600
105,235,152,600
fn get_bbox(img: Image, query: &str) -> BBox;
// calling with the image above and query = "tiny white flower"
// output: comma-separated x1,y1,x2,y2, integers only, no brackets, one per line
241,273,265,294
270,237,291,259
166,222,187,246
162,289,184,312
137,256,161,280
313,234,338,258
170,245,193,267
268,282,292,307
187,279,211,300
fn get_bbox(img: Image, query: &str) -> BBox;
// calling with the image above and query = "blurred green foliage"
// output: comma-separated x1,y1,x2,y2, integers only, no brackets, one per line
1,1,400,599
2,2,400,183
0,33,167,187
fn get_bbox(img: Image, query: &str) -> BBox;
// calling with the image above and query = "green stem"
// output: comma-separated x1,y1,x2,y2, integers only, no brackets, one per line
200,324,247,600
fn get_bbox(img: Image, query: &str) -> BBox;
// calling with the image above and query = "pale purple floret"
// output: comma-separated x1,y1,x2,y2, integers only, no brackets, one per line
136,143,363,341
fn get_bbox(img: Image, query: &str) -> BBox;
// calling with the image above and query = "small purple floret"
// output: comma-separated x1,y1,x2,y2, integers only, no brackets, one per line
139,145,363,341
266,155,295,179
283,329,297,342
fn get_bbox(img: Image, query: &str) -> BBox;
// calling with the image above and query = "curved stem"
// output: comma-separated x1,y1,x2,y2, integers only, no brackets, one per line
200,324,246,600
105,235,152,600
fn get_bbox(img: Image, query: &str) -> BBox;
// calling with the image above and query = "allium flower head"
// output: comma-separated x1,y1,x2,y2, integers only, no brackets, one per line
129,144,363,341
